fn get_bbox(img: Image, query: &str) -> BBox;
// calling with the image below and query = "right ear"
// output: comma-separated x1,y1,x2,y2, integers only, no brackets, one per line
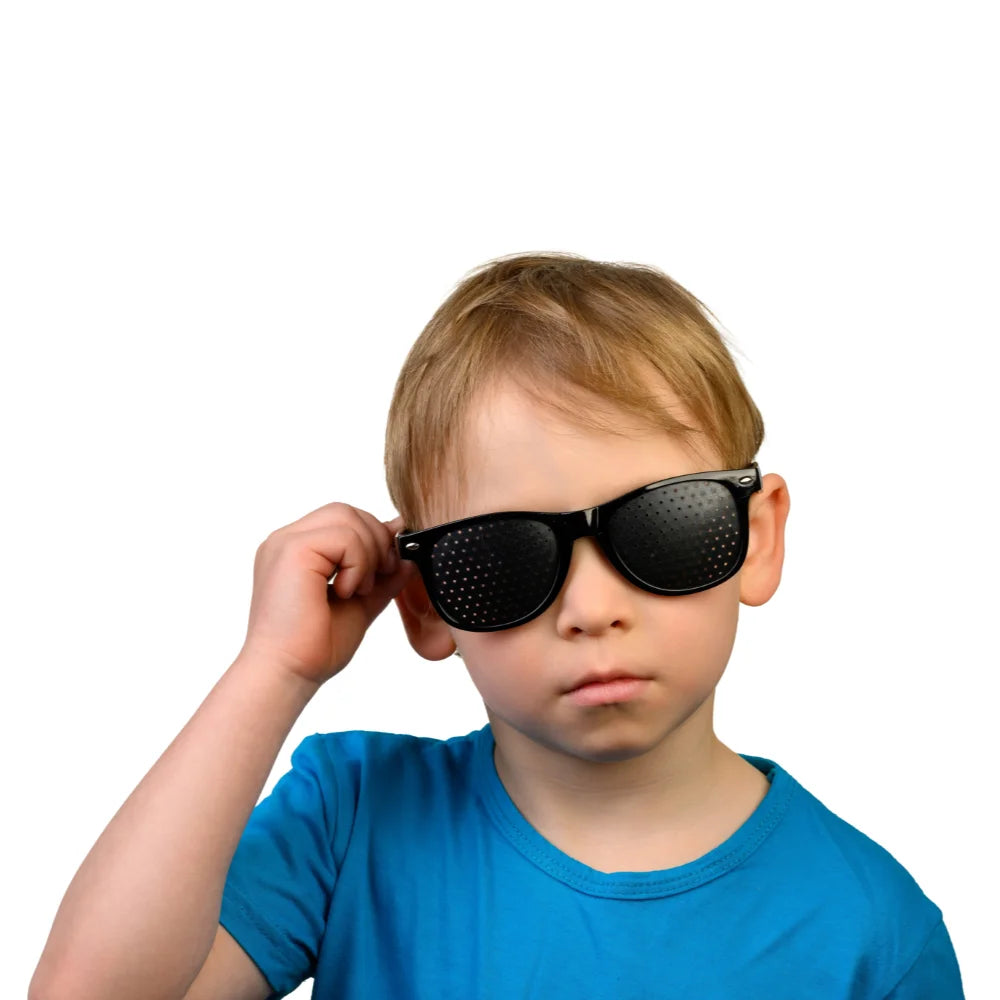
393,569,458,660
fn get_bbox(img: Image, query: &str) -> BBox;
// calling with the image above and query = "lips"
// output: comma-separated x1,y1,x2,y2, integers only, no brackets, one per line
565,674,650,707
566,670,645,693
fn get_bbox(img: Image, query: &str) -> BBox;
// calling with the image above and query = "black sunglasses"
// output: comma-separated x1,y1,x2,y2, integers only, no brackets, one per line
396,465,761,632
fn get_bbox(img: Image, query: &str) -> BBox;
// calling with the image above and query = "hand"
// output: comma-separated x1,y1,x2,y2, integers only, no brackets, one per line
238,502,416,686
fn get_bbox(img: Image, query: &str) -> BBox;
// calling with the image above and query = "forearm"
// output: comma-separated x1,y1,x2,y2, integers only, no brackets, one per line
31,652,319,1000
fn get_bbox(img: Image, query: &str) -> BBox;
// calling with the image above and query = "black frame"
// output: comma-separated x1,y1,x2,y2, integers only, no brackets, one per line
396,464,762,632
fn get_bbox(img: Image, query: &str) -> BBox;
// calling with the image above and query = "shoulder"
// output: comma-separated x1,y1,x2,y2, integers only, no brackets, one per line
288,724,487,803
239,725,489,876
763,759,947,988
792,772,936,910
292,724,485,770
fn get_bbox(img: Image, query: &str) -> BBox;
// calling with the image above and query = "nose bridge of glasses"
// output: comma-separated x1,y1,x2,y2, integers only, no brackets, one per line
561,506,621,576
561,506,599,544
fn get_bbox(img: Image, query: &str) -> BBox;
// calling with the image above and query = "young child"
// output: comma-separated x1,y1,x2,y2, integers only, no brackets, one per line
32,254,963,999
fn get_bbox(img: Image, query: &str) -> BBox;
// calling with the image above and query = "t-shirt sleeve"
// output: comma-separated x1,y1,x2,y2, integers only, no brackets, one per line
219,734,340,998
883,919,965,999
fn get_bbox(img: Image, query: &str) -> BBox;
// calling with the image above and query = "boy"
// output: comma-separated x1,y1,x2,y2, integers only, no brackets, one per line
31,254,963,999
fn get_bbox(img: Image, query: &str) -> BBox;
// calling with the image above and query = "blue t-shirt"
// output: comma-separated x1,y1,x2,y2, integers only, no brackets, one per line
219,725,963,998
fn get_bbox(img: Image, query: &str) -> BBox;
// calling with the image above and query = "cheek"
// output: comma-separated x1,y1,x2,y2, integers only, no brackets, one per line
453,631,536,703
648,582,741,686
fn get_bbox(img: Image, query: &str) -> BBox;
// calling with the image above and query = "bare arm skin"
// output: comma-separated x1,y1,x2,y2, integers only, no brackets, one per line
182,920,272,999
30,652,318,1000
30,504,413,1000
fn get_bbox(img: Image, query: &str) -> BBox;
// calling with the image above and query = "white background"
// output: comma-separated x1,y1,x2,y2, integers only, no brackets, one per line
4,3,995,997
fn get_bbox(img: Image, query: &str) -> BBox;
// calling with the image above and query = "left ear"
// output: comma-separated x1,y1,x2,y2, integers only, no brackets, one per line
739,473,790,607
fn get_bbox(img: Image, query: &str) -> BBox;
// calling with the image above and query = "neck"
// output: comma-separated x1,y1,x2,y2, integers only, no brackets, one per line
486,698,769,871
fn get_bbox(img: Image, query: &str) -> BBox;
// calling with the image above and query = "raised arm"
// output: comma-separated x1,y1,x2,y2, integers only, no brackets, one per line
30,504,412,1000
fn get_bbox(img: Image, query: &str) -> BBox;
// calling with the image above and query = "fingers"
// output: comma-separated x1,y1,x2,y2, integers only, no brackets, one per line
279,502,403,600
351,506,400,582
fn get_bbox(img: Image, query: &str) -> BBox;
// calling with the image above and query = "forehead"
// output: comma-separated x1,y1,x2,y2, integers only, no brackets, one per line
426,377,719,524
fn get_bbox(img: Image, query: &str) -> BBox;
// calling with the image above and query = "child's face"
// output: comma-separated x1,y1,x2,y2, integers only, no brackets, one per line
416,377,753,766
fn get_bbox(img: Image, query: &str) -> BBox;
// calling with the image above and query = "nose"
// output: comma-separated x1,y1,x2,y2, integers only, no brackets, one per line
553,536,633,637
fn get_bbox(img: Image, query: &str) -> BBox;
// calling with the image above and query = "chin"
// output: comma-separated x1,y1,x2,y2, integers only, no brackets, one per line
577,744,651,764
556,722,667,764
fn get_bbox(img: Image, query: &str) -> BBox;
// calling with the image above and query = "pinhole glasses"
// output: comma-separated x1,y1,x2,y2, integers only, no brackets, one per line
396,465,762,632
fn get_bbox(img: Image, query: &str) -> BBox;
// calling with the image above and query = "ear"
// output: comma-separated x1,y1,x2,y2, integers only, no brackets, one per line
739,472,790,607
393,568,459,660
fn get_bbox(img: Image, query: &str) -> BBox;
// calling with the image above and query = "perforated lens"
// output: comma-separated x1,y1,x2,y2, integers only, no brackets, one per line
608,480,741,591
429,518,560,629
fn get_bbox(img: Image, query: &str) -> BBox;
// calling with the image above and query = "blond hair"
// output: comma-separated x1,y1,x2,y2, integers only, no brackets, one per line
385,252,764,529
